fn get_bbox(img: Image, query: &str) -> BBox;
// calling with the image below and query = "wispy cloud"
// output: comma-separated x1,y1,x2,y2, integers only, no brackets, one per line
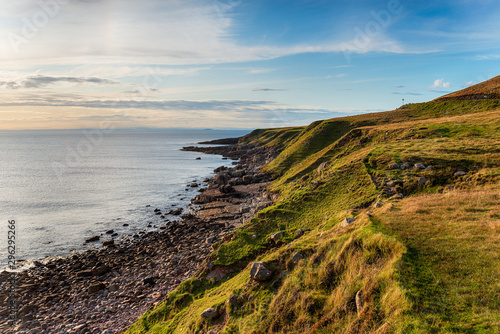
392,91,424,96
0,75,118,89
251,88,289,92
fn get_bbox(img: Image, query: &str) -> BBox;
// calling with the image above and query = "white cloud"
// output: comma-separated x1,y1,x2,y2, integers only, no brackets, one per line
430,78,451,89
0,0,424,68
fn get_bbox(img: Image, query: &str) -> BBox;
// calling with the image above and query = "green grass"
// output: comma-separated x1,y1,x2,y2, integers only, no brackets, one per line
124,102,500,334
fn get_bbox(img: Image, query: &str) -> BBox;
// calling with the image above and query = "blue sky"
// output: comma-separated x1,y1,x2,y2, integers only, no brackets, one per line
0,0,499,129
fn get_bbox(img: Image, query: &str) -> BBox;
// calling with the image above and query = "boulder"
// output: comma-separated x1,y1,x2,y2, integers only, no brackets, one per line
414,163,426,169
401,163,410,170
418,177,429,185
292,252,303,264
295,228,304,239
454,171,467,176
389,163,400,170
102,239,114,247
143,277,155,285
85,236,100,243
201,307,218,319
270,231,283,243
341,217,355,227
250,262,272,281
87,283,106,294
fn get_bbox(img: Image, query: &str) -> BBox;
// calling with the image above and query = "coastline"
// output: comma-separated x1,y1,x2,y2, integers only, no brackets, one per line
0,139,278,334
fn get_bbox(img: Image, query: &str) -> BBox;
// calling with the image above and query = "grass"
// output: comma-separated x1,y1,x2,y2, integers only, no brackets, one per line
124,100,500,333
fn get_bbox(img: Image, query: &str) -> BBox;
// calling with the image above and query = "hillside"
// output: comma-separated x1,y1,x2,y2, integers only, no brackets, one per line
125,98,500,333
435,75,500,101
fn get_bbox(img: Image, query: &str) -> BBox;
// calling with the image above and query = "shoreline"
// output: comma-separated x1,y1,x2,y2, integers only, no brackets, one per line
0,140,277,334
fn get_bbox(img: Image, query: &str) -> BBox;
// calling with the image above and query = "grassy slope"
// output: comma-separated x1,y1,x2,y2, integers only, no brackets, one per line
125,100,500,334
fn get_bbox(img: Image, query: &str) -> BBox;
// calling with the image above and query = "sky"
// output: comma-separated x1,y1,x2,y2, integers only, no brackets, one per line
0,0,499,130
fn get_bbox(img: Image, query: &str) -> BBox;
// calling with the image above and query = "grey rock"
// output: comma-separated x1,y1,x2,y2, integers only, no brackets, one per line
341,217,355,227
418,177,429,185
454,171,467,176
317,162,328,174
292,252,303,264
201,307,218,319
270,231,283,242
228,295,239,306
414,163,426,169
401,163,411,170
295,228,304,239
389,163,400,170
425,166,433,171
250,262,272,281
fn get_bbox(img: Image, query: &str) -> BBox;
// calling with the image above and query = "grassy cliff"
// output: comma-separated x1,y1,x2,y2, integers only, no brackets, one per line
125,99,500,334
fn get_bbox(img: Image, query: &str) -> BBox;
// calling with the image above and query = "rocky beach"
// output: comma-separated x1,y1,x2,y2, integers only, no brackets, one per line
0,140,279,334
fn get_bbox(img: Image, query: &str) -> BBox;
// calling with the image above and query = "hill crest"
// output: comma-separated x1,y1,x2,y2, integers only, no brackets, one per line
434,74,500,101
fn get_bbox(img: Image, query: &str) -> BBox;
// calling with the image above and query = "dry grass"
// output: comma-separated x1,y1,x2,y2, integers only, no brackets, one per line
379,188,500,332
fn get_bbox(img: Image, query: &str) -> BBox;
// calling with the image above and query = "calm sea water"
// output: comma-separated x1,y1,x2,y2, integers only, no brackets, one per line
0,129,249,269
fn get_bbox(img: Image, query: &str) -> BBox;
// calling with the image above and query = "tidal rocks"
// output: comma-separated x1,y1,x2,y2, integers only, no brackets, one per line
85,236,100,243
102,239,114,247
250,262,272,281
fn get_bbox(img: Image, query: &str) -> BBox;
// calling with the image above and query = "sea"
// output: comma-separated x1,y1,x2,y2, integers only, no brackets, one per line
0,128,249,270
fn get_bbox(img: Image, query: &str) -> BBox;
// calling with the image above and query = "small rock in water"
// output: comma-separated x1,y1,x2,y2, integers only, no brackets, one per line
102,239,114,247
196,157,201,160
105,230,114,234
85,236,100,243
123,223,129,227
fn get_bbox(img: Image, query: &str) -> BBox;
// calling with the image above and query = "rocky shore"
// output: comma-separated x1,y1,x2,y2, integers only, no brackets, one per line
0,140,279,334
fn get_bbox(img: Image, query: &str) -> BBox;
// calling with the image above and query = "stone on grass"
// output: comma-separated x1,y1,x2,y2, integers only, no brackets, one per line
201,307,218,319
341,217,355,227
292,252,303,264
418,177,429,185
270,231,283,243
295,228,304,239
250,262,272,281
389,163,400,170
317,162,328,174
454,171,467,176
414,163,426,169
